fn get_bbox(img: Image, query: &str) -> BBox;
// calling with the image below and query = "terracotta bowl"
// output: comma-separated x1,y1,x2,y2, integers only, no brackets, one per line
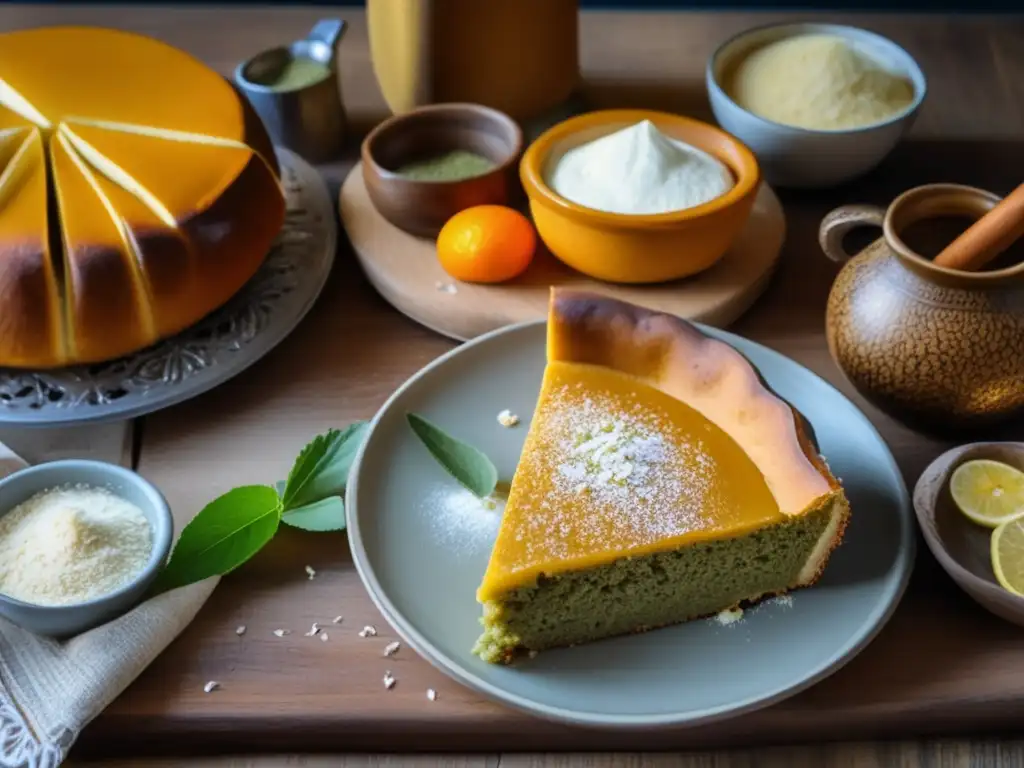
913,442,1024,627
520,109,761,284
361,103,523,238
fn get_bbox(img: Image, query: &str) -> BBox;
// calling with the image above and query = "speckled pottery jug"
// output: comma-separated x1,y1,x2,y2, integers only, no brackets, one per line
820,183,1024,433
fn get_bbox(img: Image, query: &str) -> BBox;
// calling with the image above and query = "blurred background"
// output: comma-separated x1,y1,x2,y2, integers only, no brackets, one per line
76,0,1014,10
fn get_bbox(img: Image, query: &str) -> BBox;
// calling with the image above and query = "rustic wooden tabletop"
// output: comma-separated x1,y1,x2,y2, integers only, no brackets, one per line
6,4,1023,766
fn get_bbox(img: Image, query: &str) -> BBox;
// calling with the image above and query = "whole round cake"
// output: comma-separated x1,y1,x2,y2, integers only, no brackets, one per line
0,26,286,369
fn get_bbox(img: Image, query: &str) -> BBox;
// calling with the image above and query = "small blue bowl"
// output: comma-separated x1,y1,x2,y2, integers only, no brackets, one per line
0,460,173,638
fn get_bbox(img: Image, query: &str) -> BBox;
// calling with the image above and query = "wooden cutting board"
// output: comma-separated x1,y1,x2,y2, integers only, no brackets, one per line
339,163,786,340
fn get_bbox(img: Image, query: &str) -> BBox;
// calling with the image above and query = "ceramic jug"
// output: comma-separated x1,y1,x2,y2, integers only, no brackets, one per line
367,0,580,124
820,183,1024,433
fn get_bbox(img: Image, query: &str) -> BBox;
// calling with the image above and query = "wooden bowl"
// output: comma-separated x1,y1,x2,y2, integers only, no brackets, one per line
913,442,1024,627
361,103,523,238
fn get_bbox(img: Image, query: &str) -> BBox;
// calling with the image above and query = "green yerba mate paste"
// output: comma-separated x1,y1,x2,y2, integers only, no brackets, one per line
396,150,496,182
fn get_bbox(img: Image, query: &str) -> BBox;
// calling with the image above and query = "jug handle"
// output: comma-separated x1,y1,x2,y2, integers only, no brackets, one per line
306,19,348,60
819,205,886,264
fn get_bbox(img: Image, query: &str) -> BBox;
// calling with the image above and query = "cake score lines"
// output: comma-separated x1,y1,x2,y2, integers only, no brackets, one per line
0,55,287,369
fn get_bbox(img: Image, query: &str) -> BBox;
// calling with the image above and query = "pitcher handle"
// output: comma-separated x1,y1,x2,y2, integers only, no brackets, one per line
819,205,886,264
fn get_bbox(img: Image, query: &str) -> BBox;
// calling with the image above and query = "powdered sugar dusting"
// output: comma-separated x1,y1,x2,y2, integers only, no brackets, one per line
766,594,794,609
424,485,504,555
510,383,714,562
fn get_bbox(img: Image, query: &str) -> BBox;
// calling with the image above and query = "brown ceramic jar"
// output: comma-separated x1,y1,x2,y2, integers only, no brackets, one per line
821,183,1024,433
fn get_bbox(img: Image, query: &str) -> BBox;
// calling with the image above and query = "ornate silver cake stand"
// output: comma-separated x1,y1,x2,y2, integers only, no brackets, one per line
0,147,337,427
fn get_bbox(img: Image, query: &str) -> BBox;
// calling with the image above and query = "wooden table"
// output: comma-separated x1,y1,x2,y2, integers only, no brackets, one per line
4,5,1023,766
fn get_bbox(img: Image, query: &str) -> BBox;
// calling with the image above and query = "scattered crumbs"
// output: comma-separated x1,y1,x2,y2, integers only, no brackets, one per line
383,671,396,690
383,641,401,657
273,628,291,637
305,565,316,580
203,681,220,694
304,622,321,637
715,607,745,626
320,631,329,642
497,409,520,428
427,688,438,701
359,625,377,638
424,485,505,556
434,281,458,294
235,625,246,636
331,615,344,624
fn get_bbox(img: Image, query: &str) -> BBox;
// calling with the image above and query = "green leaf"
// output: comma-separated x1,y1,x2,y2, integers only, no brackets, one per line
281,422,369,511
406,412,497,498
282,496,346,532
152,485,282,593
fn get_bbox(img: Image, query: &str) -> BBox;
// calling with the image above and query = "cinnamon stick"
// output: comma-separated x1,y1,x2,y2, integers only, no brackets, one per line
933,182,1024,272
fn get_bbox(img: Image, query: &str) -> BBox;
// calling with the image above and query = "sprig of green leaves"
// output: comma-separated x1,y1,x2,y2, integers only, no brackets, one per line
406,412,498,498
280,422,368,513
150,422,368,595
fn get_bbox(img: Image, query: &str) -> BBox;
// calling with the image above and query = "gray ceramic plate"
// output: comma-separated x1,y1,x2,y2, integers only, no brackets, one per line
347,321,915,728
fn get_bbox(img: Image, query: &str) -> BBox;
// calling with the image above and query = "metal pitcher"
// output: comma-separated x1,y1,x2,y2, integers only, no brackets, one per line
234,19,348,163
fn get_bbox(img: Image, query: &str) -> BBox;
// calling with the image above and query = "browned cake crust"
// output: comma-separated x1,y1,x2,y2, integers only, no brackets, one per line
548,287,850,583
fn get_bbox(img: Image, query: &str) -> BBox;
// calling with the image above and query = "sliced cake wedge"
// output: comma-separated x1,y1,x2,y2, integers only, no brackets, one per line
61,121,285,334
0,129,66,368
473,289,849,664
50,132,158,362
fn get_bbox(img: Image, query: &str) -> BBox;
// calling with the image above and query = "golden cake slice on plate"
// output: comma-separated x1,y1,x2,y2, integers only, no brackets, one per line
473,289,850,664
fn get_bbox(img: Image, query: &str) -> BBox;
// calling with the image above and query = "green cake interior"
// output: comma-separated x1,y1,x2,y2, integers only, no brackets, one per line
473,505,834,664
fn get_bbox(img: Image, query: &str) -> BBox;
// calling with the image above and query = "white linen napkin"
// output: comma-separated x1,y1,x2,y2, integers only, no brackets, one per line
0,425,218,768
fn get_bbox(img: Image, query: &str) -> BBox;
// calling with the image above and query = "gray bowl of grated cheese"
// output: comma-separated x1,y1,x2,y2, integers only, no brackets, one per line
0,460,173,638
707,22,927,189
